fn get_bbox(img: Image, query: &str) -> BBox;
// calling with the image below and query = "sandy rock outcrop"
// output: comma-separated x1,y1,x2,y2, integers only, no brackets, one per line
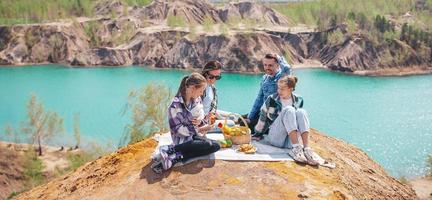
1,0,431,75
127,0,221,24
14,129,417,200
218,1,292,26
0,24,90,65
0,145,25,200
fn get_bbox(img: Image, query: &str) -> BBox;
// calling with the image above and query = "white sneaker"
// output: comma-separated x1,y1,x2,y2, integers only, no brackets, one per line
303,147,319,166
288,145,307,163
151,149,162,161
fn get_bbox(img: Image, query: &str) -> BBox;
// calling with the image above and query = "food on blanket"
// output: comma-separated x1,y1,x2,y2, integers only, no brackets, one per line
219,123,249,136
218,123,232,134
226,139,232,147
238,144,257,154
219,140,227,148
219,139,233,148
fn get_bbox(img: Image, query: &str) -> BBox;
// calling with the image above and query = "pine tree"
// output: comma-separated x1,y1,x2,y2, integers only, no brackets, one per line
400,23,408,41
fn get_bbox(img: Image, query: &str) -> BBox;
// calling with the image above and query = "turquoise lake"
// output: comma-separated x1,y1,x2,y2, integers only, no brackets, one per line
0,65,431,178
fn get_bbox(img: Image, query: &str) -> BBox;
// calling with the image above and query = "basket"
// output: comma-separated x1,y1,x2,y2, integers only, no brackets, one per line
221,114,251,145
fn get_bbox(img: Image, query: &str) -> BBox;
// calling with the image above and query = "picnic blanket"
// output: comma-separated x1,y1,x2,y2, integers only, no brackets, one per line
152,133,335,169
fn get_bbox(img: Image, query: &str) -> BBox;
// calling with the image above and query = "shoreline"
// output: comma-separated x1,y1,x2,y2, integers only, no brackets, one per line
409,176,432,199
353,67,432,77
1,62,432,77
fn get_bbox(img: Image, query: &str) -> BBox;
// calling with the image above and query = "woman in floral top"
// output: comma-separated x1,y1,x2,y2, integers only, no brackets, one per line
152,73,220,173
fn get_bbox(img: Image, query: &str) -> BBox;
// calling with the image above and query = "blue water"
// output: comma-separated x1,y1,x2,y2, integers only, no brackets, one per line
0,65,431,178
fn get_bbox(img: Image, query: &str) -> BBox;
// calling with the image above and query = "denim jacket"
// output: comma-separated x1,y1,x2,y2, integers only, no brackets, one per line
254,93,303,138
248,56,292,120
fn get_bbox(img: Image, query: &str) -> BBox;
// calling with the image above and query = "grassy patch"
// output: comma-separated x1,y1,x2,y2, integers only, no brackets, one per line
188,23,198,40
111,22,135,46
83,21,102,47
327,30,345,45
220,23,229,37
66,152,93,171
24,29,39,48
6,190,27,200
167,15,187,28
0,0,94,25
271,0,414,26
283,49,293,64
122,0,152,7
271,0,432,47
49,33,65,61
0,27,12,50
23,147,45,188
203,15,215,33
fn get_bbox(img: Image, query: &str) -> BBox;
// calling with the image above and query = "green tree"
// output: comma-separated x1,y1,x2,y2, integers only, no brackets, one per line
411,29,420,49
3,124,21,151
356,12,368,30
400,23,408,41
330,14,338,27
83,21,101,47
120,83,172,146
21,94,64,156
375,15,384,33
347,11,356,21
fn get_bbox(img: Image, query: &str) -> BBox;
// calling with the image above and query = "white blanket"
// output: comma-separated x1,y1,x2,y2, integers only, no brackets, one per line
153,133,335,168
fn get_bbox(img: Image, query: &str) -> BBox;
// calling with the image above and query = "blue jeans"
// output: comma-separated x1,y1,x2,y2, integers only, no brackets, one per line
267,107,310,148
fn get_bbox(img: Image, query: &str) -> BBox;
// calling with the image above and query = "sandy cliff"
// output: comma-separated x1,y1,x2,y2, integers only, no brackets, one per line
14,129,417,200
0,0,431,76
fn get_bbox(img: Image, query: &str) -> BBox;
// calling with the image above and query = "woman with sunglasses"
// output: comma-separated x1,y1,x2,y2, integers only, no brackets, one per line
201,60,222,120
201,61,237,128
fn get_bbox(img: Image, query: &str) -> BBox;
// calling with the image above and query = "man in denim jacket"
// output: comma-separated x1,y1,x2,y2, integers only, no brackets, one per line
246,53,292,134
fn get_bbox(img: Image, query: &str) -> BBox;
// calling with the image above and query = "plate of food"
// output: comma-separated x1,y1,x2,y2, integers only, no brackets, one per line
237,144,257,154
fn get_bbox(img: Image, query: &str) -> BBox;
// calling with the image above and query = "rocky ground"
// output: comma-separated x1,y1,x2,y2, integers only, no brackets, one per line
13,129,418,200
0,141,79,200
410,177,432,200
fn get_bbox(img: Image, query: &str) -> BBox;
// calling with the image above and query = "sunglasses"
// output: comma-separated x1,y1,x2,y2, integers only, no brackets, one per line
207,74,222,80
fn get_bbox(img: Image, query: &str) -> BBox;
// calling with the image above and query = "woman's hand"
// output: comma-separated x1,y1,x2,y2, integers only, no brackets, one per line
198,124,214,135
192,118,201,126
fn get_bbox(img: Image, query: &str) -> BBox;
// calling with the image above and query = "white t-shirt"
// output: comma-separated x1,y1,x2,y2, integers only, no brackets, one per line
280,97,293,109
202,85,214,114
190,103,205,121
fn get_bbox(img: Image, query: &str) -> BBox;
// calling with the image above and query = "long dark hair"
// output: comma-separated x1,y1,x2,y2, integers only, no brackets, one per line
177,72,207,101
201,60,222,77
